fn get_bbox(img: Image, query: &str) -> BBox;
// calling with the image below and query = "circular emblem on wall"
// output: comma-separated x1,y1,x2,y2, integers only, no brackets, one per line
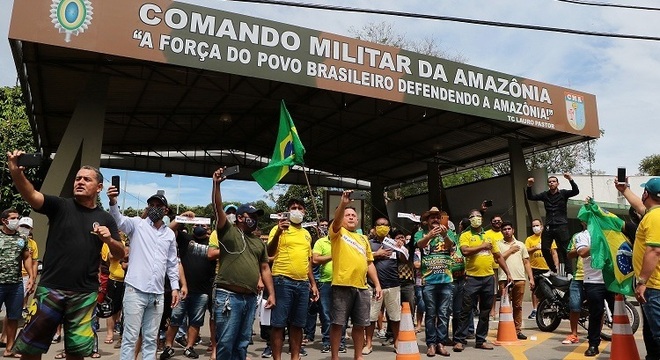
50,0,93,43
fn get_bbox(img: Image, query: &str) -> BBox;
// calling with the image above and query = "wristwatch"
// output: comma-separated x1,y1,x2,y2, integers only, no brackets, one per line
636,277,648,286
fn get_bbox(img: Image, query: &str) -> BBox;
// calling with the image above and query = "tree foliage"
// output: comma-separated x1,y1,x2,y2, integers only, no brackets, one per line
0,86,41,214
639,154,660,176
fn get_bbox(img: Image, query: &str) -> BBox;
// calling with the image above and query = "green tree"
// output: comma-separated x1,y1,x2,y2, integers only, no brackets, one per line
639,154,660,176
0,86,41,214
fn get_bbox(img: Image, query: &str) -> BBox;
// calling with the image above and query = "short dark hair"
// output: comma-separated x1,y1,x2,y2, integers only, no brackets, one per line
80,165,103,183
548,175,559,182
374,217,389,226
1,208,18,220
490,215,502,221
531,218,543,225
287,198,305,209
390,229,404,238
501,221,514,229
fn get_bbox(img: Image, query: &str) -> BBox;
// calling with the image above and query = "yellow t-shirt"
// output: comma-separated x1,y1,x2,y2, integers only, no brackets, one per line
569,236,584,281
634,206,660,290
268,225,312,281
485,229,503,269
21,238,38,277
101,240,126,282
329,226,374,289
524,234,557,270
460,229,500,277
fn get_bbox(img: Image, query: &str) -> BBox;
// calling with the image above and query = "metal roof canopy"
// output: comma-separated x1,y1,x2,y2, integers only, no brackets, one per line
9,0,600,190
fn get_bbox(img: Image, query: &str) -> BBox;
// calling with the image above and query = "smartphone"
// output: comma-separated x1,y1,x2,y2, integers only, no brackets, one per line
617,167,626,183
484,200,493,207
350,191,368,200
223,165,240,177
17,153,43,168
111,176,120,194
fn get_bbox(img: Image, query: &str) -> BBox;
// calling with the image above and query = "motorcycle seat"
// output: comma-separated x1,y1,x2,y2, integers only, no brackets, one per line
549,275,571,288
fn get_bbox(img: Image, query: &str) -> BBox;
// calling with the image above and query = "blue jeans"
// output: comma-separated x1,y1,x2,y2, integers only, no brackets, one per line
171,293,209,327
422,282,454,346
641,287,660,359
318,282,346,347
414,285,425,316
121,285,164,360
214,288,257,360
583,283,614,347
271,276,310,328
568,279,584,313
0,282,24,320
452,278,474,341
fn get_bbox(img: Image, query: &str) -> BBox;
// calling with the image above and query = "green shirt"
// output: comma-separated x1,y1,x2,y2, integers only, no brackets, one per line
0,232,28,284
214,223,268,294
313,236,333,283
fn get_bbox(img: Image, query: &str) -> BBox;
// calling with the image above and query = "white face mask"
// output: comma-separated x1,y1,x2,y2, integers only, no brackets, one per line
289,210,304,224
18,227,30,237
6,219,19,231
226,213,237,224
532,226,542,235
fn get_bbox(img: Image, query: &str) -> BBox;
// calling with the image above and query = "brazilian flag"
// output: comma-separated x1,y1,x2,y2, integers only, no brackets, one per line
252,100,306,191
577,198,634,296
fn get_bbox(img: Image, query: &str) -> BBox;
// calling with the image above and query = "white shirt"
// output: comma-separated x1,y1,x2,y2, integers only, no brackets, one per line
109,204,179,293
574,230,604,284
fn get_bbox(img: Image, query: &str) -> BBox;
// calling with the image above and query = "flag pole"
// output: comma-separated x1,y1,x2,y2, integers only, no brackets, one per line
301,165,322,226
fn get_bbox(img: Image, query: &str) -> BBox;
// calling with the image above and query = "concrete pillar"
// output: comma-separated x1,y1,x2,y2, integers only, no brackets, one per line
31,74,109,253
370,180,387,225
508,139,531,238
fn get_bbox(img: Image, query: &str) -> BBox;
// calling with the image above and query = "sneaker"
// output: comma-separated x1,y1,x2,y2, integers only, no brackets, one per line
195,336,202,346
159,346,175,360
517,333,528,340
528,310,537,319
339,344,347,353
300,347,308,357
321,345,330,353
376,329,387,339
261,346,272,358
466,333,475,340
175,336,187,348
561,335,579,344
183,347,199,359
541,270,556,278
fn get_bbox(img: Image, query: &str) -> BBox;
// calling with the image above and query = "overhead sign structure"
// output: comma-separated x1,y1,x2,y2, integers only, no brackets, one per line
10,0,599,138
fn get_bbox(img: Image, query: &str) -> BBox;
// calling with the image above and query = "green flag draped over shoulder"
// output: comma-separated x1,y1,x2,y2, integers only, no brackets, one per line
252,100,306,191
577,198,634,296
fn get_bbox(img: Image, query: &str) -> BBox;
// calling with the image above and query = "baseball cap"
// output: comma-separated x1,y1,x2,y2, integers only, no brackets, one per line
236,204,264,217
641,178,660,197
224,204,238,213
147,194,169,207
18,217,33,228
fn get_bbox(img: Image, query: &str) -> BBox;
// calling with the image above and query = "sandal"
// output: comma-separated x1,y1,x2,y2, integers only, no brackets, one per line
91,353,101,359
2,353,21,358
54,352,66,359
103,337,113,344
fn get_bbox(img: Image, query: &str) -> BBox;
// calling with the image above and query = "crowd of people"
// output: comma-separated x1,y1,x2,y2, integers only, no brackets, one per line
1,151,660,360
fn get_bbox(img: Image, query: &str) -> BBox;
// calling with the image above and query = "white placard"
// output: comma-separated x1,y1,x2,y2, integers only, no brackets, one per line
397,212,420,223
174,216,211,225
259,298,271,326
381,237,409,260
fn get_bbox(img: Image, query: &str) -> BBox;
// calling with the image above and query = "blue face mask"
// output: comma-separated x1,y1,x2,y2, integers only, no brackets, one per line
193,226,208,238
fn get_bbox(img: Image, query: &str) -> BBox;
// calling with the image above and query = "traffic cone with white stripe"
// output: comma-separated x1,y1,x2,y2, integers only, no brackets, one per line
610,294,639,360
492,290,521,346
396,302,420,360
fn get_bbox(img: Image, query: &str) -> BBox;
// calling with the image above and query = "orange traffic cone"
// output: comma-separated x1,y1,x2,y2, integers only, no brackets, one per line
610,294,640,360
396,302,420,360
492,290,521,346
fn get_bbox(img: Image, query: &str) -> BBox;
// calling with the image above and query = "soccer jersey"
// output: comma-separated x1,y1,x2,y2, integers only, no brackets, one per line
268,225,312,281
634,206,660,289
329,226,373,289
460,228,501,277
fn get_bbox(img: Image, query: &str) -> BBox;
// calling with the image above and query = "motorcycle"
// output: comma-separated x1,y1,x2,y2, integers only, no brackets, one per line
533,273,640,341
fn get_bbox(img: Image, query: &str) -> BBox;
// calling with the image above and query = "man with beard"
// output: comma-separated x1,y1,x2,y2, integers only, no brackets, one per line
161,222,216,360
453,210,512,351
106,187,180,360
208,167,275,360
267,198,318,360
8,150,124,360
415,208,454,357
484,216,504,320
527,173,579,275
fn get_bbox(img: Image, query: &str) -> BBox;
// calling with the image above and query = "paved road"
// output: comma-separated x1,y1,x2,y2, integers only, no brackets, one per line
35,301,646,360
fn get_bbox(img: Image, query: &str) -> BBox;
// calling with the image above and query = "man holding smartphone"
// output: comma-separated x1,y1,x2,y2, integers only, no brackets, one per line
7,150,125,360
526,173,579,276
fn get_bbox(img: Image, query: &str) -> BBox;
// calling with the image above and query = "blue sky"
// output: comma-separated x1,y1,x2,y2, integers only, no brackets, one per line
4,0,660,207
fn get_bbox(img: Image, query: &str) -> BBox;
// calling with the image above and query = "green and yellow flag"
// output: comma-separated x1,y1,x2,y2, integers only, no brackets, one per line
577,198,634,296
252,100,306,191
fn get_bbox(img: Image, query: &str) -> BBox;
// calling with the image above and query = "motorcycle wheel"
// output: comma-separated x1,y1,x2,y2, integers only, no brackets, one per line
600,299,640,341
536,298,562,332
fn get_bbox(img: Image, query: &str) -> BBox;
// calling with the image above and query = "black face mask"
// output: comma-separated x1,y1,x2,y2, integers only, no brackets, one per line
243,216,257,231
147,207,165,222
193,226,208,238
